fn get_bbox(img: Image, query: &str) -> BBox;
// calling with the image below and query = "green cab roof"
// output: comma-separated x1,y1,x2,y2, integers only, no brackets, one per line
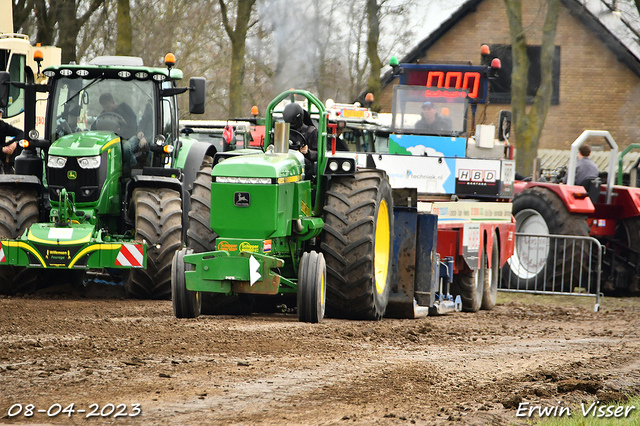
43,56,183,81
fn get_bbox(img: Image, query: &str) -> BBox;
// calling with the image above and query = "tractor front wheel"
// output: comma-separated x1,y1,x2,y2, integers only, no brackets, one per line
172,248,201,318
321,170,394,320
125,188,182,299
0,187,40,295
297,251,326,323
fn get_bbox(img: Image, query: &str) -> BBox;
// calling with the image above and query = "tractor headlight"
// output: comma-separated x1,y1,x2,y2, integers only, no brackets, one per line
77,155,101,169
47,155,67,168
216,177,272,184
325,158,355,175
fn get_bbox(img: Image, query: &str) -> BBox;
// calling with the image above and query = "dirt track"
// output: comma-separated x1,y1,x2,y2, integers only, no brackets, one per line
1,292,639,426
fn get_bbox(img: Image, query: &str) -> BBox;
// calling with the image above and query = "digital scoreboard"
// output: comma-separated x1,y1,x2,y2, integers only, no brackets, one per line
399,64,490,103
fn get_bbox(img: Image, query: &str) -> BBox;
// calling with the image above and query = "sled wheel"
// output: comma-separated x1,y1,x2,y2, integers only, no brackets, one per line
321,169,393,320
450,257,484,313
172,248,201,318
481,230,499,310
297,251,326,323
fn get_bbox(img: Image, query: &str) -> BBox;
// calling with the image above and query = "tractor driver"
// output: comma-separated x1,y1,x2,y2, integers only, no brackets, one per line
415,101,448,133
94,93,138,140
283,102,318,177
0,107,24,174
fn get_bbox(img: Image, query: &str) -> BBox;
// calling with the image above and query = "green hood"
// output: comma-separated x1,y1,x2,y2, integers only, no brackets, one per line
49,131,121,157
212,152,303,179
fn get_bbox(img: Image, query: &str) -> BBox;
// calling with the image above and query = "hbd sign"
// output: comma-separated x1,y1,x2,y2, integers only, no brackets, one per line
458,169,497,183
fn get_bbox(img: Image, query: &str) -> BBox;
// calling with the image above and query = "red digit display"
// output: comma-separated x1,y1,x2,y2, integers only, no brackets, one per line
462,72,480,99
445,72,463,89
426,71,445,88
424,71,480,99
406,66,488,102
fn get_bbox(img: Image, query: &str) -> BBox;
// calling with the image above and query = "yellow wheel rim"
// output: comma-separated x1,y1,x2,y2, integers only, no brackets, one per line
374,199,390,294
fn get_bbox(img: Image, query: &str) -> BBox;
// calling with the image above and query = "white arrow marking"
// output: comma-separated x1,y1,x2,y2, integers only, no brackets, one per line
249,255,261,286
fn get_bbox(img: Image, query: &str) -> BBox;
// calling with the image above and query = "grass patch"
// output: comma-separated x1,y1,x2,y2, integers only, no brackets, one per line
529,394,640,425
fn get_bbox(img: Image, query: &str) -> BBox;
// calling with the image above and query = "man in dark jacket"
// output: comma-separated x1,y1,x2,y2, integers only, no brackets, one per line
0,108,25,174
94,93,137,140
282,103,318,176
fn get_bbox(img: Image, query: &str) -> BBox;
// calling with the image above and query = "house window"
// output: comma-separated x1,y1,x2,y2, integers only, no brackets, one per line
488,44,560,105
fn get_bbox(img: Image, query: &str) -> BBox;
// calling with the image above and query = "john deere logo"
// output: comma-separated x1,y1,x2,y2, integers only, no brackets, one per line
234,192,250,207
67,170,77,180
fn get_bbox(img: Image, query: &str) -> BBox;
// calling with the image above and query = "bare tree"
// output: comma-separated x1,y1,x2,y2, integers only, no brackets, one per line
219,0,257,118
115,0,132,56
366,0,382,110
33,0,106,64
13,0,34,33
503,0,560,176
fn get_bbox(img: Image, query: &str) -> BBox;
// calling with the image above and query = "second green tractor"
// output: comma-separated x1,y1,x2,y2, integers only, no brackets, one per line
172,90,394,322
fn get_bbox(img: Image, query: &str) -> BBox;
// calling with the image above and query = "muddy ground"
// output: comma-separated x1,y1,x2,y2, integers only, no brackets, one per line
1,290,639,426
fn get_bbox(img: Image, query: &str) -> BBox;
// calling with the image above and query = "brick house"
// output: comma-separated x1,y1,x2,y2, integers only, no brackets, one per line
379,0,640,154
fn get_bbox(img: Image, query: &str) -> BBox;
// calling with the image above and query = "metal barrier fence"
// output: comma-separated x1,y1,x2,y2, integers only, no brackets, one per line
500,233,603,311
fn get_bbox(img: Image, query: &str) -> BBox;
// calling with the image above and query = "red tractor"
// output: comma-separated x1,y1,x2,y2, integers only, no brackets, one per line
503,130,640,294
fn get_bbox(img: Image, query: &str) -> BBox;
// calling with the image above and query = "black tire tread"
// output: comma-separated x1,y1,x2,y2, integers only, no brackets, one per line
126,188,182,299
0,187,40,295
321,169,393,320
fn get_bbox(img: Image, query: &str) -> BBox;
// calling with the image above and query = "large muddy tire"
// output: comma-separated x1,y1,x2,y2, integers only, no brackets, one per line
186,158,216,253
297,251,326,323
481,230,499,310
502,186,589,291
185,159,253,315
172,248,201,318
0,187,40,295
321,170,394,320
125,188,182,299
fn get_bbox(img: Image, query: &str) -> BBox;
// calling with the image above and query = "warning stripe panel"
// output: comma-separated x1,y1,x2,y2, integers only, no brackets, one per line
115,244,144,267
0,244,5,263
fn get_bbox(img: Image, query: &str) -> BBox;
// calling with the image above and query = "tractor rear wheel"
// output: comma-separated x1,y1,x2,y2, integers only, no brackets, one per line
297,251,326,323
125,188,182,299
481,230,499,310
502,186,589,291
186,159,253,314
321,169,394,320
172,248,201,318
0,187,40,295
612,217,640,294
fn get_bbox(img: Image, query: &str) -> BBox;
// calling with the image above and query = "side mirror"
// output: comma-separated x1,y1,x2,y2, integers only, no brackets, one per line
189,77,205,114
0,72,10,108
498,110,511,141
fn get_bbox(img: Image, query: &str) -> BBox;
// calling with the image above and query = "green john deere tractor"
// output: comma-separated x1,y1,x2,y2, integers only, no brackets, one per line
172,90,394,322
0,54,216,298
